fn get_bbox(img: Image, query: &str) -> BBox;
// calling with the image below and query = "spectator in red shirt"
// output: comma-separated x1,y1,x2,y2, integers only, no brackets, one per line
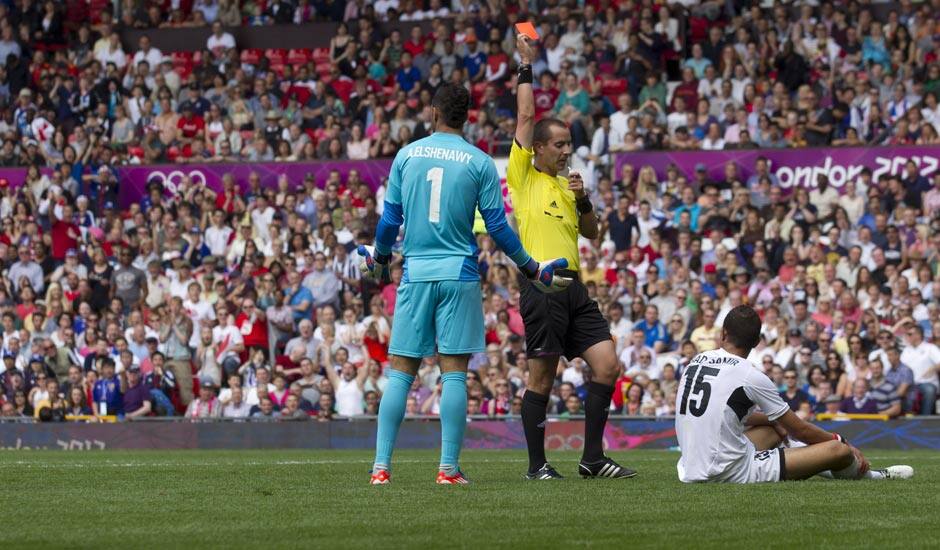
176,105,205,146
403,25,425,57
235,297,268,353
48,200,80,261
533,72,559,120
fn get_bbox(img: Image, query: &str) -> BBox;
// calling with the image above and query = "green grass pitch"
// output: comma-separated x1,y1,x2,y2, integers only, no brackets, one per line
0,449,934,548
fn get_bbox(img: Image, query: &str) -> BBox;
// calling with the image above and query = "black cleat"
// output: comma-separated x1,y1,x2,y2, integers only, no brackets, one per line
524,463,565,480
578,457,638,479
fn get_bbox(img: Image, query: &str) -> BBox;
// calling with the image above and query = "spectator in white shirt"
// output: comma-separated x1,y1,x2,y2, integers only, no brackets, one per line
221,387,251,418
619,329,657,374
204,208,233,257
206,21,236,60
900,325,940,415
95,34,126,70
131,35,163,73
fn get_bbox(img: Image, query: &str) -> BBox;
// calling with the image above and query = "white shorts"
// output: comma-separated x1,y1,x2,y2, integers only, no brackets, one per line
724,441,785,483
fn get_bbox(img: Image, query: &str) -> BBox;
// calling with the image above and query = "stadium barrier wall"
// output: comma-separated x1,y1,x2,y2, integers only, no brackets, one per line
1,418,938,451
613,145,940,192
118,20,436,53
0,145,936,208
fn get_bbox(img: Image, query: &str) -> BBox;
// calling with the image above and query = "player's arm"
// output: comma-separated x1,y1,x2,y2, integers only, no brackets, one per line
478,159,534,271
746,371,843,445
362,154,405,281
514,34,536,149
775,409,846,445
478,159,568,292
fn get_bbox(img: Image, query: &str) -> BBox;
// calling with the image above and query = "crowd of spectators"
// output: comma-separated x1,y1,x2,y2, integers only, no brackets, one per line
0,1,939,424
2,1,940,168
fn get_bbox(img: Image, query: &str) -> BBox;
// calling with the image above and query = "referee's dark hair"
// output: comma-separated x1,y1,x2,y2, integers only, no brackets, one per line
533,118,567,145
722,305,761,351
431,83,471,129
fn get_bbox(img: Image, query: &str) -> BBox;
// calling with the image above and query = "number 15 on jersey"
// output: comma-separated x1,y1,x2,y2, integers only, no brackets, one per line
679,364,720,417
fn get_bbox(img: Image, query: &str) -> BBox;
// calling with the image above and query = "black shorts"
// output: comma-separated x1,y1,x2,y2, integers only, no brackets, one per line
518,271,612,360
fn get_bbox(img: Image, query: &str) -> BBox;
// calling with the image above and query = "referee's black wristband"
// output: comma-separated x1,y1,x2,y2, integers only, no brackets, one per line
576,197,593,215
517,63,533,84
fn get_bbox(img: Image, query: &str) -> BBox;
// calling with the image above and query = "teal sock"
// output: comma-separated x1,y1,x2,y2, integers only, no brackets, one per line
439,371,468,474
373,369,415,472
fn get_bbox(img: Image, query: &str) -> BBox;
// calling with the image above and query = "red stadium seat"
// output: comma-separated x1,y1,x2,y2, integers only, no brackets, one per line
312,48,330,64
471,82,488,105
241,48,262,64
265,48,287,64
287,85,312,106
172,51,194,62
288,48,311,65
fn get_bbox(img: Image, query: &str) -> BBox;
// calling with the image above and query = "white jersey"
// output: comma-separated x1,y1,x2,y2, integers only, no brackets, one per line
675,348,790,483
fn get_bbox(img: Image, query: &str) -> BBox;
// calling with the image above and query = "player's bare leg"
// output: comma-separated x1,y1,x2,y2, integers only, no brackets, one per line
522,355,563,479
371,354,421,484
577,340,637,478
748,425,914,481
436,354,471,484
782,440,855,480
744,425,784,451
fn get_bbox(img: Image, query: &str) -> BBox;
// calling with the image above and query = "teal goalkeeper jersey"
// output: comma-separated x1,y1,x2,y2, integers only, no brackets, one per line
383,132,508,282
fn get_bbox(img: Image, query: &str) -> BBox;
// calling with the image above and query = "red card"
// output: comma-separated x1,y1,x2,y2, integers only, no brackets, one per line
515,21,540,41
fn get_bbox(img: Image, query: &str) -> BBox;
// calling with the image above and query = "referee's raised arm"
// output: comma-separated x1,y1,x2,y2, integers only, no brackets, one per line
515,34,536,150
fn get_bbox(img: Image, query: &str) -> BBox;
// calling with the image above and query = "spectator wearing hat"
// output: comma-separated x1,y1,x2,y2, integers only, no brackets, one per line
186,379,221,418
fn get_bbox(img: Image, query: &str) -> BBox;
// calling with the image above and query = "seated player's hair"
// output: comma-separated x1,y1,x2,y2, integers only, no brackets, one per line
722,305,761,351
532,118,567,145
431,83,471,129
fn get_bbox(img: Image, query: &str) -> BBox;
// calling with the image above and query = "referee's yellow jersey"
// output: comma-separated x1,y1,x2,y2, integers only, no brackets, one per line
506,140,580,271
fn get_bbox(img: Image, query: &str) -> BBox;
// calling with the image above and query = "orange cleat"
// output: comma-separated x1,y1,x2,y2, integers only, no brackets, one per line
370,469,390,485
435,469,470,484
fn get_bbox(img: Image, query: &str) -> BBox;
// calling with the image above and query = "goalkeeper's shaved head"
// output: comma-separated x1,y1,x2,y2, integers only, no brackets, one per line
721,305,761,353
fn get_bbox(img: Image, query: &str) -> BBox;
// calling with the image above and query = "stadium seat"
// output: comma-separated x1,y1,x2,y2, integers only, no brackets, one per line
312,47,331,64
331,79,354,103
265,48,288,65
288,48,311,65
286,85,312,106
241,48,262,65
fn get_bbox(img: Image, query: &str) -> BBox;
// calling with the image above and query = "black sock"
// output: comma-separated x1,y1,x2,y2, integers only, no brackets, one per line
521,390,550,473
582,381,615,463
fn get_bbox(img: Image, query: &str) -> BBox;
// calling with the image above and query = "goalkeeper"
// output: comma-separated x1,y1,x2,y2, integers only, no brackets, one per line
359,83,569,485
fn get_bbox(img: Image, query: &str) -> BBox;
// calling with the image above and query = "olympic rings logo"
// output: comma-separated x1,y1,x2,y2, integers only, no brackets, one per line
144,169,209,194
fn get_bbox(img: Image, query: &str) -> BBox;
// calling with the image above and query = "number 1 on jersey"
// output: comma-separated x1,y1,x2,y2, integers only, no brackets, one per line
427,167,444,223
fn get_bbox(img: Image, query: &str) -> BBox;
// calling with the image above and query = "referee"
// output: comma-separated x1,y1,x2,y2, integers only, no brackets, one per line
510,34,636,480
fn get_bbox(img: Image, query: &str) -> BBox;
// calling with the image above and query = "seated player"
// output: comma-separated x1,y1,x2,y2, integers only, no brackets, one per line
675,305,913,483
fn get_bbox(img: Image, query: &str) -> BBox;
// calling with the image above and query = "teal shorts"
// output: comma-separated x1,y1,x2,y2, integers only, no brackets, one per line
388,280,484,358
